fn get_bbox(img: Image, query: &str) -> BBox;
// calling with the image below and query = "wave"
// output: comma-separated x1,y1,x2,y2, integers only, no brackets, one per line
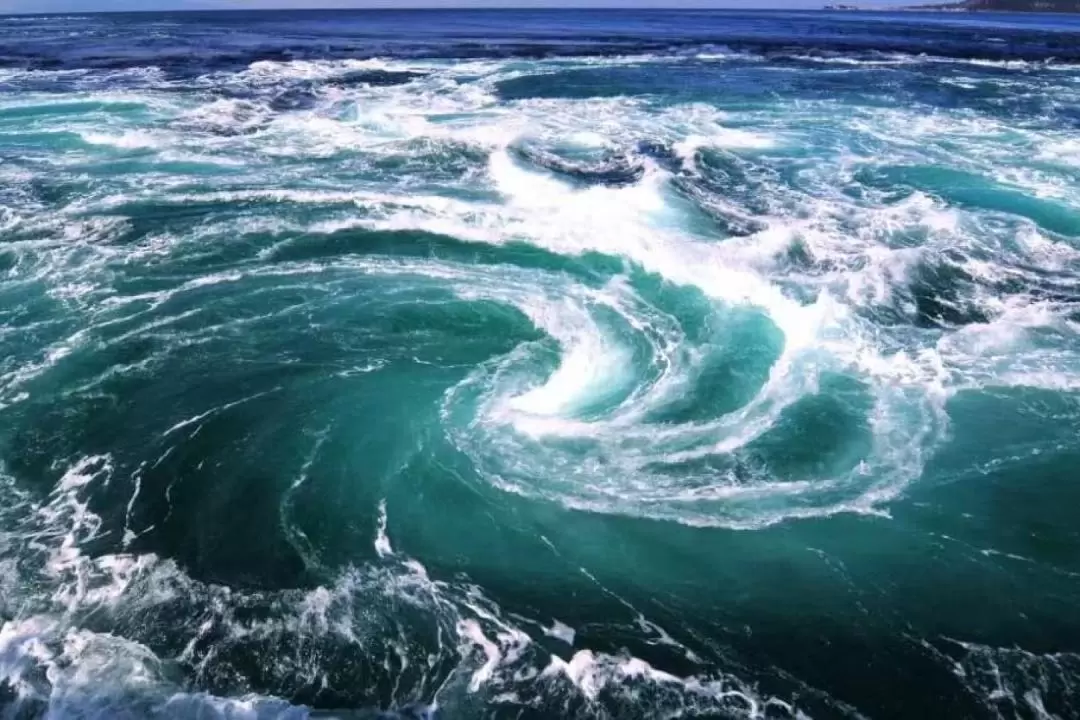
5,54,1076,530
0,458,808,719
923,638,1080,719
3,43,1080,76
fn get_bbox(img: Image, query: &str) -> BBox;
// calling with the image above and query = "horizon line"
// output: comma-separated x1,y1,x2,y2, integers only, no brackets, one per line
0,0,942,16
0,6,938,15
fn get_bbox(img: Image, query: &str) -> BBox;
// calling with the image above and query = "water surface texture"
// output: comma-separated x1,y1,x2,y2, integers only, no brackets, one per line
2,9,1080,720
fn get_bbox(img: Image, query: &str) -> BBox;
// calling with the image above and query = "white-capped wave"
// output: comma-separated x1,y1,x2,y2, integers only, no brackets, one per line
0,455,800,719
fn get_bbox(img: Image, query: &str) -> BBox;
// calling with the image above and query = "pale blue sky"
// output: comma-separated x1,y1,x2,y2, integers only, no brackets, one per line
0,0,934,13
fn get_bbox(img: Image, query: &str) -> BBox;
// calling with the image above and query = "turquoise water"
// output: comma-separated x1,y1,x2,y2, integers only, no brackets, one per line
2,10,1080,719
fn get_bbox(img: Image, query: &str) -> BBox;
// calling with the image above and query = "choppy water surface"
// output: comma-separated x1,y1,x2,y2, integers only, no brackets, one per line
2,9,1080,719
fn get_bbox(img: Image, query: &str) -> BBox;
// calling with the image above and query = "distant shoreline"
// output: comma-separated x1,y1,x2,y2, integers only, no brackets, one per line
885,1,1078,10
2,5,1080,17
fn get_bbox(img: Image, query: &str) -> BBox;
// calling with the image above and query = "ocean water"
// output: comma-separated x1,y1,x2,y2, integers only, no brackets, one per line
2,8,1080,719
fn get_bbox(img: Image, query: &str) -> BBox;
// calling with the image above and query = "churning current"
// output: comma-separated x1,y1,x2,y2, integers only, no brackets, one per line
2,9,1080,720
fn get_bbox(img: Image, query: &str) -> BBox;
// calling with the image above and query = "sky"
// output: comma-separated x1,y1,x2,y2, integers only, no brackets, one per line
0,0,933,13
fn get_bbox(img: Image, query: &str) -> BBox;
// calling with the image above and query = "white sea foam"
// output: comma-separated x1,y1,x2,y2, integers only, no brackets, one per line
544,620,576,646
11,54,1074,534
0,451,797,719
375,499,394,558
3,49,1080,717
15,56,962,529
930,639,1080,719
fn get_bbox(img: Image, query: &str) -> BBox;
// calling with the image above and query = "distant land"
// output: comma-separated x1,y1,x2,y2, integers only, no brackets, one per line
955,0,1079,8
828,0,1080,9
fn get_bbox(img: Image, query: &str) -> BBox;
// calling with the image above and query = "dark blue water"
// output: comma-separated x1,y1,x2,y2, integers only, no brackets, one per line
3,8,1080,72
2,9,1080,720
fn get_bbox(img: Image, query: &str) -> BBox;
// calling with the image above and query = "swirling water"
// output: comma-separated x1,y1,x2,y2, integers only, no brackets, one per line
2,9,1080,720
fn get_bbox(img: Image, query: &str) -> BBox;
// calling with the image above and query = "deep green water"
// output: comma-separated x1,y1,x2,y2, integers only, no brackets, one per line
2,10,1080,720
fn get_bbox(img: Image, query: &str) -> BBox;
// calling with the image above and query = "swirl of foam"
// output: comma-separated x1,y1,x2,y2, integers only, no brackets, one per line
307,253,945,530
